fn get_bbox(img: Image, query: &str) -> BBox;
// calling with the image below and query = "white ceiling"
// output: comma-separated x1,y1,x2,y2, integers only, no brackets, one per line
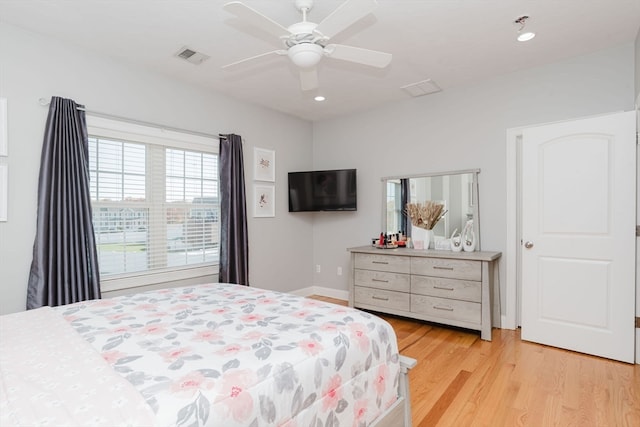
1,0,639,121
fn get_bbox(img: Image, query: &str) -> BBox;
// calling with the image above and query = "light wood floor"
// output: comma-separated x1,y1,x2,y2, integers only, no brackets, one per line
310,296,640,427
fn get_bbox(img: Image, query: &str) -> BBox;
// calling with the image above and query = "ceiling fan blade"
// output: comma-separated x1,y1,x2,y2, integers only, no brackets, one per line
315,0,378,39
299,68,319,91
222,50,287,71
324,44,392,68
223,1,291,39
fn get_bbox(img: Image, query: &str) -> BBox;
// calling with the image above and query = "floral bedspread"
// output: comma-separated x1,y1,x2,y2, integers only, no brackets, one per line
56,283,401,427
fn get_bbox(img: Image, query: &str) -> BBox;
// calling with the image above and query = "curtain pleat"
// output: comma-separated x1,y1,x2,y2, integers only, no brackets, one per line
218,134,249,285
26,96,100,309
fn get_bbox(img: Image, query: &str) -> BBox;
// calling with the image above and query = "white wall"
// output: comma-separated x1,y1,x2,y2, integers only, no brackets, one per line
0,23,315,314
311,43,636,321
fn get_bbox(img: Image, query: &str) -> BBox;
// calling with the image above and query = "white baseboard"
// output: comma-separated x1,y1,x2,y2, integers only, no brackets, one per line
289,286,349,302
287,287,315,297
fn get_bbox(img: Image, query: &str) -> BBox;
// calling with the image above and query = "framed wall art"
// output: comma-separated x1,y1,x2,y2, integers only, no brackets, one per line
0,163,7,221
253,147,275,182
254,184,275,218
0,98,7,156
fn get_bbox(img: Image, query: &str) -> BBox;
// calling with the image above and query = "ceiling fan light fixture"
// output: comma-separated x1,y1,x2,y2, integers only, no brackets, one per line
314,95,325,102
288,43,323,68
514,15,536,42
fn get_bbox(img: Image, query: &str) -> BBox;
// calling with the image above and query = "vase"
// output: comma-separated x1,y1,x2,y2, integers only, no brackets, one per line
412,227,432,250
425,229,433,250
463,231,476,252
450,228,463,252
461,220,476,252
411,227,424,250
462,227,476,252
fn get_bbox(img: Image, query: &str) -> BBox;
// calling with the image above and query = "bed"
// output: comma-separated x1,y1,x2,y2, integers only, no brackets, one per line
1,283,415,427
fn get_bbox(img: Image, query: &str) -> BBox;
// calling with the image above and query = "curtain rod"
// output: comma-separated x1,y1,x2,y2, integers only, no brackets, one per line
38,97,224,141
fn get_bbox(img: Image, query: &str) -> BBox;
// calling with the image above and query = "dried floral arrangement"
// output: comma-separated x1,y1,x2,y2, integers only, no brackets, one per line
405,201,447,230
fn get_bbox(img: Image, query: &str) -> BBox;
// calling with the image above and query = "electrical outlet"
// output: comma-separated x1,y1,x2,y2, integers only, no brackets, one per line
337,267,342,276
316,264,321,273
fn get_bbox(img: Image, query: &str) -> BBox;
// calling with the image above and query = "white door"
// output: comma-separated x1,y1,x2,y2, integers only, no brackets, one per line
520,111,636,363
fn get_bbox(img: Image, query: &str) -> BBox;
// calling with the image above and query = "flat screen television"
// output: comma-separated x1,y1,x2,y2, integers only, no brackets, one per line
288,169,357,212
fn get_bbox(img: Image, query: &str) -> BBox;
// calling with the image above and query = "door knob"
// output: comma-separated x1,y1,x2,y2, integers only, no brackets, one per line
524,241,534,249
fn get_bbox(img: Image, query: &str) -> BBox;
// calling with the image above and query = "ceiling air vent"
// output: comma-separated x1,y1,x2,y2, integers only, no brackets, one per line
174,46,210,65
401,79,442,97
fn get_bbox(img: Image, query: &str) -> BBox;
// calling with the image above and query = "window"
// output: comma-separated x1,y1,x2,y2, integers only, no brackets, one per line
87,117,219,292
386,179,402,232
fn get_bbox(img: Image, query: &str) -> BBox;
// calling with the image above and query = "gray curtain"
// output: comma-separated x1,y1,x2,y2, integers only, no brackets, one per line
27,96,100,309
218,134,249,285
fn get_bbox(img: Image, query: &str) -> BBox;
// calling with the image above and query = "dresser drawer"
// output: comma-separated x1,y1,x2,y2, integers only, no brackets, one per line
355,286,410,311
355,253,410,274
411,257,481,281
355,269,410,292
411,295,481,324
411,276,481,302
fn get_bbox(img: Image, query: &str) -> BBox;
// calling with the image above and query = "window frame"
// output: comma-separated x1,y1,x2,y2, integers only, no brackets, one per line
87,116,219,293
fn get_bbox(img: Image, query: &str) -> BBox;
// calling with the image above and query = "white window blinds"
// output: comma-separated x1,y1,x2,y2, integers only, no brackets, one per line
87,117,219,290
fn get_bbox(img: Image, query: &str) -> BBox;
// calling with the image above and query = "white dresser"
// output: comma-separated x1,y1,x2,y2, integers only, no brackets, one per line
348,246,501,341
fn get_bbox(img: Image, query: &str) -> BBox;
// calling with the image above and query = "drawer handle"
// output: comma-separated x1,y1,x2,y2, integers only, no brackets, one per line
433,305,454,311
372,296,390,301
372,261,389,265
372,278,389,283
433,285,454,291
433,266,454,271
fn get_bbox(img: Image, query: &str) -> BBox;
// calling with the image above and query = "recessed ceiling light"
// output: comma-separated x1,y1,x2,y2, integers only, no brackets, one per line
514,16,536,42
517,31,536,42
314,96,326,102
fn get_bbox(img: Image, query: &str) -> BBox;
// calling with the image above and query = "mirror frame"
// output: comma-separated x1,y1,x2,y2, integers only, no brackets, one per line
381,168,481,250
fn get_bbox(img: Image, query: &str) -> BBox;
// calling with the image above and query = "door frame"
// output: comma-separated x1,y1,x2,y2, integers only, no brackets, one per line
504,127,523,330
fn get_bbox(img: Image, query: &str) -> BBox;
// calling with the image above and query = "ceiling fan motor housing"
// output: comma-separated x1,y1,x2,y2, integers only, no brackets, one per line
285,21,323,45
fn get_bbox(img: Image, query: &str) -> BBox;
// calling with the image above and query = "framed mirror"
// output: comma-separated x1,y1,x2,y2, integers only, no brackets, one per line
382,169,480,250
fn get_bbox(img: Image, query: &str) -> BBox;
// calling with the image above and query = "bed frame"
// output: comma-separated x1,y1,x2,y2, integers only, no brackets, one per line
372,355,417,427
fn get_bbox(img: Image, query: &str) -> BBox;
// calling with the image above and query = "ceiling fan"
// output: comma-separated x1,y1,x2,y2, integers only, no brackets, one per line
222,0,392,91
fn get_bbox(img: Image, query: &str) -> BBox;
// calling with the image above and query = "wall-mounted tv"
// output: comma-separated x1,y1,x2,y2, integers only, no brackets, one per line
288,169,357,212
